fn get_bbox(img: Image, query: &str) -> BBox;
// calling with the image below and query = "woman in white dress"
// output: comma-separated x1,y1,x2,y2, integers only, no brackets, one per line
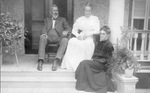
61,3,100,71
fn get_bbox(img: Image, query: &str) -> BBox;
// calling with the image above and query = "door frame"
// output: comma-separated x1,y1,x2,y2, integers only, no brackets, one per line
24,0,74,54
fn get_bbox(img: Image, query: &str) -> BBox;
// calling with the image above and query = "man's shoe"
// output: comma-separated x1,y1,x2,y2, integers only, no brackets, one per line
52,58,60,71
37,59,44,71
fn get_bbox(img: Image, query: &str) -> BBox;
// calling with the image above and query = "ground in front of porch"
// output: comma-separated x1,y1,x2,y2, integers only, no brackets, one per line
1,54,150,93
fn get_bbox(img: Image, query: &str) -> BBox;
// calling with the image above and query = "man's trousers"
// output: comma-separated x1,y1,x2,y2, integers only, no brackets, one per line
38,35,68,60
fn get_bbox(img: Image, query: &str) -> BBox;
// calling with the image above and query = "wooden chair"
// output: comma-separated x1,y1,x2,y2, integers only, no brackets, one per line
45,32,72,62
93,34,100,45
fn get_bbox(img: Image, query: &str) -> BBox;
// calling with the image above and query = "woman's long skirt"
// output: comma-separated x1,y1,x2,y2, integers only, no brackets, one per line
61,37,95,71
75,60,115,93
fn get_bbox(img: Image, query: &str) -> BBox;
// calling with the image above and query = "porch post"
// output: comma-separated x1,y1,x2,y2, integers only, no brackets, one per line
108,0,125,44
115,74,138,93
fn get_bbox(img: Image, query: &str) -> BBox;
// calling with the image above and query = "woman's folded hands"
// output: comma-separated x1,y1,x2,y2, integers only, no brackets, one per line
77,32,86,40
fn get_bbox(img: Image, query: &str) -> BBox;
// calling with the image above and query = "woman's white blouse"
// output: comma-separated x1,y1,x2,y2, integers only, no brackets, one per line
72,15,100,37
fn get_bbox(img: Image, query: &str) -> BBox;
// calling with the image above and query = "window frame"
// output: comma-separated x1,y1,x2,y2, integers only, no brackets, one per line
131,0,150,31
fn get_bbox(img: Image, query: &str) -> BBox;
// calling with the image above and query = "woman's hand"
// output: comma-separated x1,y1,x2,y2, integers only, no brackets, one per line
77,36,83,40
77,32,85,40
83,33,87,40
85,29,96,37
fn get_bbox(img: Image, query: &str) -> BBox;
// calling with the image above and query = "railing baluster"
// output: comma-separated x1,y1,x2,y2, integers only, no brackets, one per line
140,33,146,60
131,30,150,60
127,38,130,50
133,33,138,57
129,34,133,50
148,33,150,60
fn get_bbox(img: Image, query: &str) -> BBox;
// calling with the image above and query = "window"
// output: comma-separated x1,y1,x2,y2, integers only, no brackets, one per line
134,0,146,17
148,4,150,30
132,0,150,30
133,19,144,30
148,8,150,52
131,0,150,54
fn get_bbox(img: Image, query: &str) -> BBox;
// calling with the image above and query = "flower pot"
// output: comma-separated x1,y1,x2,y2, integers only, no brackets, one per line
125,68,134,78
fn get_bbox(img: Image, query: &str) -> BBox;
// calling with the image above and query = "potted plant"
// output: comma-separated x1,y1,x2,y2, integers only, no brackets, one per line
112,46,141,78
110,27,141,78
0,12,26,66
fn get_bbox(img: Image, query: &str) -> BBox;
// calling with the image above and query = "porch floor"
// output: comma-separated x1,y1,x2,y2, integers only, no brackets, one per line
1,54,72,72
1,54,150,93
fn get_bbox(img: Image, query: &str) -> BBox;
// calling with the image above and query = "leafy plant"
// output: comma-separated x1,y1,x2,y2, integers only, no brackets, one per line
112,46,141,74
110,27,141,74
0,12,27,66
120,27,134,48
0,12,25,54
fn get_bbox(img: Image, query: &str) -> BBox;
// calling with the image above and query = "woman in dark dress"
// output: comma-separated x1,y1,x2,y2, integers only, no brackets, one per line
75,26,115,93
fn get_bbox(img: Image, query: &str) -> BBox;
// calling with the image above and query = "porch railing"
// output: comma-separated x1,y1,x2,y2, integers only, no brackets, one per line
128,30,150,60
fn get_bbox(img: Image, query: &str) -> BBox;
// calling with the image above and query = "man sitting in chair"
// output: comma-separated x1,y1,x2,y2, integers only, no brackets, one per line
37,4,71,71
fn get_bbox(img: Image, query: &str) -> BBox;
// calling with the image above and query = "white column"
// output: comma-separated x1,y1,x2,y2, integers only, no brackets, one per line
108,0,125,44
140,33,146,60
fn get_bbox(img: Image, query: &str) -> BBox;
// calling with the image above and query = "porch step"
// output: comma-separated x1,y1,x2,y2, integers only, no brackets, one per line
138,60,150,66
137,60,150,72
1,71,77,93
1,77,76,88
135,73,150,89
1,54,114,93
1,88,115,93
1,88,93,93
135,61,150,88
1,70,75,77
1,70,75,88
141,66,150,70
1,71,114,93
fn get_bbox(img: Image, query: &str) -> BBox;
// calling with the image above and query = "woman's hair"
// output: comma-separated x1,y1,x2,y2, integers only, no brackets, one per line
83,2,93,10
100,26,111,34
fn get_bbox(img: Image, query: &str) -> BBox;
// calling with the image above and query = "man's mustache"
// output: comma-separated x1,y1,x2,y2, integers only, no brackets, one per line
54,13,58,15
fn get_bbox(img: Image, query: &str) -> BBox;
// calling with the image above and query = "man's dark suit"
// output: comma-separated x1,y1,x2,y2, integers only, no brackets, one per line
38,17,71,60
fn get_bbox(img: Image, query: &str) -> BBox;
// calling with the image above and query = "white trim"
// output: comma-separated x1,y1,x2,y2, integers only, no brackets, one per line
133,17,145,19
131,0,135,30
148,0,150,30
136,70,150,73
145,0,149,30
132,0,150,30
137,60,150,62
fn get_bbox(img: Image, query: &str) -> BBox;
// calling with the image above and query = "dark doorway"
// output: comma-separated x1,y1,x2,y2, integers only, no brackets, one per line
53,0,74,26
53,0,67,19
24,0,73,54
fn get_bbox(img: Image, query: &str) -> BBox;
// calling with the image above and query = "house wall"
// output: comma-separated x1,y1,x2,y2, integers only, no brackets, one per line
74,0,110,27
1,0,25,54
74,0,130,30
